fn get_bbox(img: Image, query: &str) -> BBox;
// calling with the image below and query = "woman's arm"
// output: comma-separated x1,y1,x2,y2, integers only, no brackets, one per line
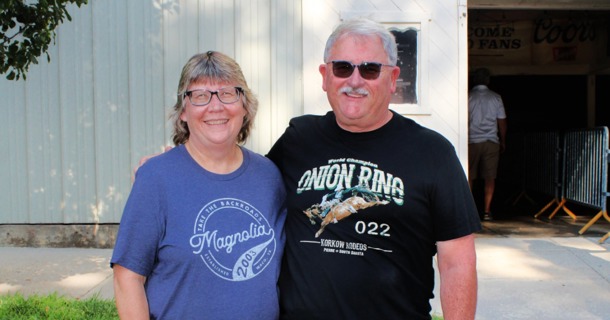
113,264,149,320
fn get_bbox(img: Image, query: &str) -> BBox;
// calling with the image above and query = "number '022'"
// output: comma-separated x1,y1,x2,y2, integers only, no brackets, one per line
355,221,390,237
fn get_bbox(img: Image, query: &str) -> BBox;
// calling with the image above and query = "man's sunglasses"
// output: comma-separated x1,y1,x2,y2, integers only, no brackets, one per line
329,60,394,80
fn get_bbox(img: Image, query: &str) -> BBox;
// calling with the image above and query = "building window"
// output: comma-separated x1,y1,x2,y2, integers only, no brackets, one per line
390,27,418,104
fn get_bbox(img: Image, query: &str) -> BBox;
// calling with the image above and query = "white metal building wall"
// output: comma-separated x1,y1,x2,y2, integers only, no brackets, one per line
0,0,303,224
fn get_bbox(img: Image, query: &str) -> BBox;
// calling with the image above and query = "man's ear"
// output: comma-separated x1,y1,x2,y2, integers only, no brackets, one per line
319,63,329,92
389,66,401,93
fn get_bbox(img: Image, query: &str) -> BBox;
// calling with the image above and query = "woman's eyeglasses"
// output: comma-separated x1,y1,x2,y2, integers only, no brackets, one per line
182,87,243,106
329,60,394,80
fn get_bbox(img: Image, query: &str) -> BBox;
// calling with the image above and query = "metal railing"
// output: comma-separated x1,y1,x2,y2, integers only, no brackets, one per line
520,127,610,243
563,128,608,210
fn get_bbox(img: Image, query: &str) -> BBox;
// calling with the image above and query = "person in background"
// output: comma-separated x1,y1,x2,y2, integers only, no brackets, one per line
267,18,481,319
111,51,286,319
468,67,507,221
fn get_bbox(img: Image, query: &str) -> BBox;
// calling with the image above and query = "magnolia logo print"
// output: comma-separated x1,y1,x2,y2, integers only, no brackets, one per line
190,198,276,281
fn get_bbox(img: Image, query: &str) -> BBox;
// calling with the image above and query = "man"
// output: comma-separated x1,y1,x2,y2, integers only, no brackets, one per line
468,68,507,221
267,18,480,319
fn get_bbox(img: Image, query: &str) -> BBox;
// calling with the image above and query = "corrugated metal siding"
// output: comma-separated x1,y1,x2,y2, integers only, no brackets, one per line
2,77,29,222
0,0,302,224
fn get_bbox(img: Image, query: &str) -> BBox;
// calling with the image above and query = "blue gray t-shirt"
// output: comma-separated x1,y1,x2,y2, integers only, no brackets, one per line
111,145,286,319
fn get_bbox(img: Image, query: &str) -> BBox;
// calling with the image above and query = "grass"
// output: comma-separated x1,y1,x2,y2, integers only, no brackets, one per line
0,293,443,319
0,293,118,320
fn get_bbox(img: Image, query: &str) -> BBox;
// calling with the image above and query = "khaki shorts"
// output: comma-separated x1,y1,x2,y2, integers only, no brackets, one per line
468,141,500,180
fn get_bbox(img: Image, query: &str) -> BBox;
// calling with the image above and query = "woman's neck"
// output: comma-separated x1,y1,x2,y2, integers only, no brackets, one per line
184,141,243,174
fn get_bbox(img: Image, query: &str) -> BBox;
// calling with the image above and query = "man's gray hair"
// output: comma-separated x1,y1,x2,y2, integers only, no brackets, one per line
324,18,398,65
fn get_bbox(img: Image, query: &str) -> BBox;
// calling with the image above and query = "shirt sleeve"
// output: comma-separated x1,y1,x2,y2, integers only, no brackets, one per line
110,164,165,276
430,140,482,241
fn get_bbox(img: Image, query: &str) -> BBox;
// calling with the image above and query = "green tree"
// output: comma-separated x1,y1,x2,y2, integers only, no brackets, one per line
0,0,88,80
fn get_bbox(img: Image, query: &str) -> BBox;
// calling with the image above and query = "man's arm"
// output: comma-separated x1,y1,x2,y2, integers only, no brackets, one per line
132,146,174,181
436,233,478,320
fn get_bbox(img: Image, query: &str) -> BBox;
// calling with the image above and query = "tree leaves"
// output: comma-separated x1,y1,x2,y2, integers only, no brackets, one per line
0,0,88,80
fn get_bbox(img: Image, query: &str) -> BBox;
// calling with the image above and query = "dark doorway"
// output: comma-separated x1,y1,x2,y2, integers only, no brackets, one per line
596,75,610,127
471,75,590,214
492,75,588,133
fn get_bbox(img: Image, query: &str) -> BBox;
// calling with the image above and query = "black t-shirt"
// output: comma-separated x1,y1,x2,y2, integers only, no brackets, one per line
267,111,481,319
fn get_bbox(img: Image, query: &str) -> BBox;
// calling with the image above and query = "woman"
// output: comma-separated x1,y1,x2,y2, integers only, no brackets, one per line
111,51,286,319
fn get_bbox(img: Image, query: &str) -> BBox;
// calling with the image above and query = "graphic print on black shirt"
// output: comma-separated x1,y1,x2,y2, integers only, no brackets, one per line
296,156,404,254
303,183,389,238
